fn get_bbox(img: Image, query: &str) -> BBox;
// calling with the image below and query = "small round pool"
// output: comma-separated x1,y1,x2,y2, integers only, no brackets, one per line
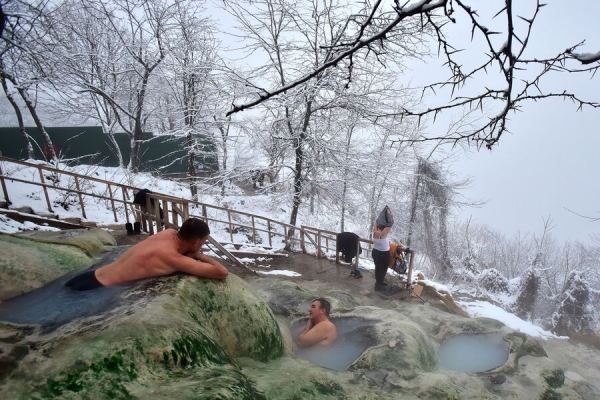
438,332,509,372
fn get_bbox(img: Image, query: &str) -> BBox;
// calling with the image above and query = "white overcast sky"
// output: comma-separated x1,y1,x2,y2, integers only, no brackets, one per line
430,0,600,244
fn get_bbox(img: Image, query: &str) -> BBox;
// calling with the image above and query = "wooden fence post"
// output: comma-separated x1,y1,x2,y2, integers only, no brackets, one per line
183,201,189,220
108,184,118,222
267,220,273,248
38,167,53,213
0,163,11,205
122,187,131,224
227,210,233,243
74,176,86,219
317,230,322,258
162,200,170,229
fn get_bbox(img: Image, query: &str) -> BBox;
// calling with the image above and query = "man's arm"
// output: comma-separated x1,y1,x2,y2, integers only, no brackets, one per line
174,253,229,280
297,322,332,348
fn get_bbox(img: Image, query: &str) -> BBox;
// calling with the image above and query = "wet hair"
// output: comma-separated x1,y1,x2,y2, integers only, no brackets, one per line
178,218,210,241
313,298,332,317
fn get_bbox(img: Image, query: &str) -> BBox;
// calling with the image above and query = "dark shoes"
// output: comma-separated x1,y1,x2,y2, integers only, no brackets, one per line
125,222,142,235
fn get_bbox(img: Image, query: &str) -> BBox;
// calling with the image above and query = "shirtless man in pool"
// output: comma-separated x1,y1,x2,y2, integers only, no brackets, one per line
296,298,337,348
65,218,228,290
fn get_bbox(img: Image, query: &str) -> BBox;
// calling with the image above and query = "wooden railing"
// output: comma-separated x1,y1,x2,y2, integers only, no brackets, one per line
134,192,190,234
0,156,299,250
0,156,416,287
0,156,139,224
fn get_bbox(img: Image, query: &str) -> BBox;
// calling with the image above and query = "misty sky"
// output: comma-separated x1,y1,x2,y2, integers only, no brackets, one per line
428,0,600,243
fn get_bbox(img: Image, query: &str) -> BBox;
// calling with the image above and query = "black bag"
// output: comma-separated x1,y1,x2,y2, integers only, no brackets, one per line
375,206,394,229
392,256,407,275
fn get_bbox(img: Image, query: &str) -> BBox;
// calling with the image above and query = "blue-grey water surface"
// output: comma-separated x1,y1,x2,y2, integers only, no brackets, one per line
438,332,508,372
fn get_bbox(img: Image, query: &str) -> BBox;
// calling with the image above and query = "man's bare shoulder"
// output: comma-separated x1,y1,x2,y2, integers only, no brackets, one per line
136,229,176,244
149,229,178,239
321,319,336,331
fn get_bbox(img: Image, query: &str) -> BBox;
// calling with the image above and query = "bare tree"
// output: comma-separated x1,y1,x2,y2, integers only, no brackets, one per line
1,60,33,159
151,0,221,198
225,0,600,150
1,0,56,161
408,157,454,273
223,0,429,232
41,0,127,166
48,0,179,172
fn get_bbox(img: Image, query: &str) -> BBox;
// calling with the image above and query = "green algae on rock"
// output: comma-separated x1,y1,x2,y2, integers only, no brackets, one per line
0,233,98,300
0,273,282,399
11,228,116,257
178,274,284,362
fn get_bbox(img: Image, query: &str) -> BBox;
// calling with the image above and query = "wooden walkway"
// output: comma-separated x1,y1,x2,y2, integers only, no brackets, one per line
246,252,421,302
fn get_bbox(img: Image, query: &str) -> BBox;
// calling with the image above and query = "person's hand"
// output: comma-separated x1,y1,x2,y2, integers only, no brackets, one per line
302,318,314,333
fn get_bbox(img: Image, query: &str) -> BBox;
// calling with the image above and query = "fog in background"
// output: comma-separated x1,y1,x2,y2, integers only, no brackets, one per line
410,0,600,243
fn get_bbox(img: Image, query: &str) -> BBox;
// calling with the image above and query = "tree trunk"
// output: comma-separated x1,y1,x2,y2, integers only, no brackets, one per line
130,65,155,173
288,101,312,228
406,161,422,249
106,130,124,167
16,86,56,161
215,115,230,197
131,122,143,173
1,73,34,159
186,131,198,200
439,203,452,273
340,125,355,233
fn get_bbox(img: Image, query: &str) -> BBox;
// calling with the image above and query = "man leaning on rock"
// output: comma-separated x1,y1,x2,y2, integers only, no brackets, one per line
65,218,228,290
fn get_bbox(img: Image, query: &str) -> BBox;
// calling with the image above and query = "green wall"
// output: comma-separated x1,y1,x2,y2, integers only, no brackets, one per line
0,127,218,175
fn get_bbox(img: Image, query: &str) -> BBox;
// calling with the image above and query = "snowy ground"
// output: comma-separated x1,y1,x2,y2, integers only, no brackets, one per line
0,160,564,340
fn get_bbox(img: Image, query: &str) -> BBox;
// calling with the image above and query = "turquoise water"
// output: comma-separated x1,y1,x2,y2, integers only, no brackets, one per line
292,317,374,371
438,332,508,372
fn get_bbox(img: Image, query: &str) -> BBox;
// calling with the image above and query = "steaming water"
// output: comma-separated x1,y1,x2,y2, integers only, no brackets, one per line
0,247,132,332
438,332,508,372
292,317,373,371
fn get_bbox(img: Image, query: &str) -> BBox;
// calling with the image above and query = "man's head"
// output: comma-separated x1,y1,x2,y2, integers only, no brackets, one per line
309,298,332,319
178,218,210,241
